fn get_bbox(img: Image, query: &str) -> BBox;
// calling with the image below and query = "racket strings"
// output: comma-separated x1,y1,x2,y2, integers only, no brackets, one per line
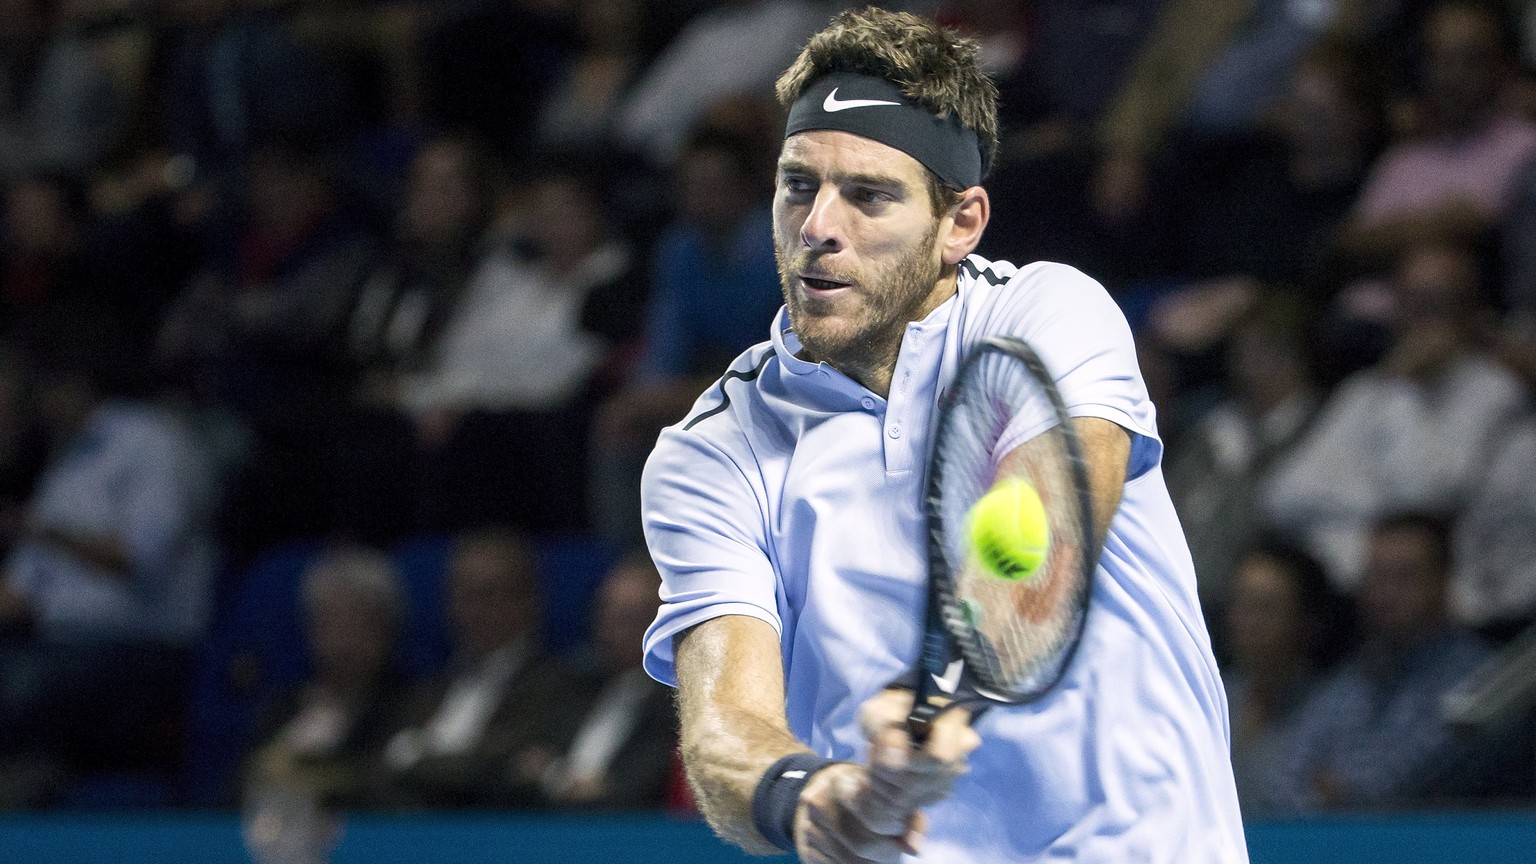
932,346,1092,697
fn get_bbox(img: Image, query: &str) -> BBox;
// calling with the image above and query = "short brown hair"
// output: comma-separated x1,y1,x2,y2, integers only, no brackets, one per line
775,6,999,208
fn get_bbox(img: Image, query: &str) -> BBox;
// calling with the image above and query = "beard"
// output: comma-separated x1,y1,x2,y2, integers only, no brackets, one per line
776,222,944,370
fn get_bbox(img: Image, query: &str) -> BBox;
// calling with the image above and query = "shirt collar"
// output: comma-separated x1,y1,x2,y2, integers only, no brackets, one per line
769,293,961,379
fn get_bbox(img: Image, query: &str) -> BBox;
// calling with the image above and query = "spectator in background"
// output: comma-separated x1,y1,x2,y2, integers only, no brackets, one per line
1223,541,1351,816
0,343,218,807
535,0,646,154
373,157,641,536
1170,35,1388,289
539,550,677,810
156,0,348,185
375,530,589,809
243,545,408,812
975,0,1163,273
158,141,376,551
1133,38,1387,414
1165,300,1322,613
1340,1,1536,264
0,0,143,182
591,127,781,544
330,133,496,541
1092,0,1391,231
346,135,494,400
1277,514,1492,810
615,0,821,166
1262,238,1526,589
3,167,205,370
0,174,92,354
158,141,377,421
1451,411,1536,637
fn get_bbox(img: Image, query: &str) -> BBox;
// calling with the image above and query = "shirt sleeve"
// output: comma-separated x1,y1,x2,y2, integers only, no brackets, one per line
981,262,1164,480
640,426,780,687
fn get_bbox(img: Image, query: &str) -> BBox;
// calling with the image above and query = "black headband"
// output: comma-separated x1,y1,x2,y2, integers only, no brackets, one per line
784,72,984,191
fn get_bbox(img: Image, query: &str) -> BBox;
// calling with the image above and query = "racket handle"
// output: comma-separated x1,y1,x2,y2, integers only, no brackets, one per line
907,699,941,745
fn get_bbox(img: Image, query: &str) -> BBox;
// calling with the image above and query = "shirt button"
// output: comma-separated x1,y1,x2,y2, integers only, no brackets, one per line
888,425,902,439
860,397,875,409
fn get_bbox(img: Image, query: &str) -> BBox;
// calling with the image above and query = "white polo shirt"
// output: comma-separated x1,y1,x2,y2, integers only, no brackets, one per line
641,256,1247,863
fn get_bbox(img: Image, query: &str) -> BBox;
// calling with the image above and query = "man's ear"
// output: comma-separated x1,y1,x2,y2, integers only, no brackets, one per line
941,186,989,266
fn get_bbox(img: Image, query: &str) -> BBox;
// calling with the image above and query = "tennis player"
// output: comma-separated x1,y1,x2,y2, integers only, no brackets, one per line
640,8,1246,862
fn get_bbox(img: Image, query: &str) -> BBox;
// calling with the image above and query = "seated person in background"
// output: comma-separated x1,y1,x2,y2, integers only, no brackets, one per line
1275,514,1493,810
1164,299,1323,614
1450,409,1536,638
157,141,378,422
1222,541,1352,816
1262,237,1526,589
329,133,496,540
375,529,589,809
345,135,496,397
539,550,677,810
614,0,821,166
591,127,783,544
244,545,408,810
390,158,643,536
1341,1,1536,264
0,345,217,806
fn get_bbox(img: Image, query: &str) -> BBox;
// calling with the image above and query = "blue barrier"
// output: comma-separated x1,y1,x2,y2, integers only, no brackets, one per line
0,812,1533,863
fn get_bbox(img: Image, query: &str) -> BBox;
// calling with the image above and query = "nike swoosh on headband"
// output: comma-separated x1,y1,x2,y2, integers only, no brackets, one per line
822,87,902,112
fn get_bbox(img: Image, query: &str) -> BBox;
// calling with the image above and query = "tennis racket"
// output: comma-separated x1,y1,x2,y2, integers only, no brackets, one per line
906,335,1097,742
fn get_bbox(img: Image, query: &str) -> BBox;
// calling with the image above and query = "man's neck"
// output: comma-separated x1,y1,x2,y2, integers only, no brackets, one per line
825,270,959,398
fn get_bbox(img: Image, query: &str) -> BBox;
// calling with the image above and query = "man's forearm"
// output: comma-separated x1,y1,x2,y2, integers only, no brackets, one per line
674,616,809,854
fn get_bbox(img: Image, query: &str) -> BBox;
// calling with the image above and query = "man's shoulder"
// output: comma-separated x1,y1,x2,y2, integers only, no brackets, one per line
958,255,1122,337
670,343,779,437
959,255,1109,301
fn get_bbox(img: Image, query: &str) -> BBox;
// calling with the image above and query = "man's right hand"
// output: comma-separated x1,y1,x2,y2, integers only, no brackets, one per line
794,689,981,862
795,763,925,864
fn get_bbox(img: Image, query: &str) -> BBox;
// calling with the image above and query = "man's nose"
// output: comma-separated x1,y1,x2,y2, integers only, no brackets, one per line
800,186,846,253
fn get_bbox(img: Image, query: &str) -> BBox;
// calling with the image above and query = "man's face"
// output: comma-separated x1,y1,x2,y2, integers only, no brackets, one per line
773,131,952,367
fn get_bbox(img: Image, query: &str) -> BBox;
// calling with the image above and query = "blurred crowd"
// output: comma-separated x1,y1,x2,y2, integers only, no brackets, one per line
0,0,1532,834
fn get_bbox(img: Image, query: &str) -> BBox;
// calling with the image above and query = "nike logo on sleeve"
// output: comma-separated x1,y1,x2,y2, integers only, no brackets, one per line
822,88,902,112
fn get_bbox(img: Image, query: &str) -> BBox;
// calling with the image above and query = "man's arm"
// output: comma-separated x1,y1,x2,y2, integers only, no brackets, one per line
674,614,809,854
996,417,1131,555
987,417,1131,666
675,616,976,862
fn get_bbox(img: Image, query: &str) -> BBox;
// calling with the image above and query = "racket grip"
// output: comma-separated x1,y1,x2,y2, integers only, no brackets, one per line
907,700,941,745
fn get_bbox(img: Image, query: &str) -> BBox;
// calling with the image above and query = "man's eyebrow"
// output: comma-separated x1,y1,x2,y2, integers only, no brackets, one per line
777,161,909,190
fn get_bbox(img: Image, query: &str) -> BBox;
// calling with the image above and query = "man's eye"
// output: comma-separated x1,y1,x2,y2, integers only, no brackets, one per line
855,188,888,204
784,177,814,193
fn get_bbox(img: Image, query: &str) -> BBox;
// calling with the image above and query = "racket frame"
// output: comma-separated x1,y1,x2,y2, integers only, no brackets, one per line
907,335,1097,741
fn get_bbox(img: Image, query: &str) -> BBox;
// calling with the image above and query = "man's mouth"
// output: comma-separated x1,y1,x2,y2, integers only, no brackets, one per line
800,274,852,292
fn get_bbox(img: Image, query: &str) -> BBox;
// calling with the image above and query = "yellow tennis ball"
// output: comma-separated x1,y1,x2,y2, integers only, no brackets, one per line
967,478,1050,581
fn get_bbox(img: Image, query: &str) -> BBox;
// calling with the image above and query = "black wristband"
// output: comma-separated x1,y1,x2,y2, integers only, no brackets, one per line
750,753,839,853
